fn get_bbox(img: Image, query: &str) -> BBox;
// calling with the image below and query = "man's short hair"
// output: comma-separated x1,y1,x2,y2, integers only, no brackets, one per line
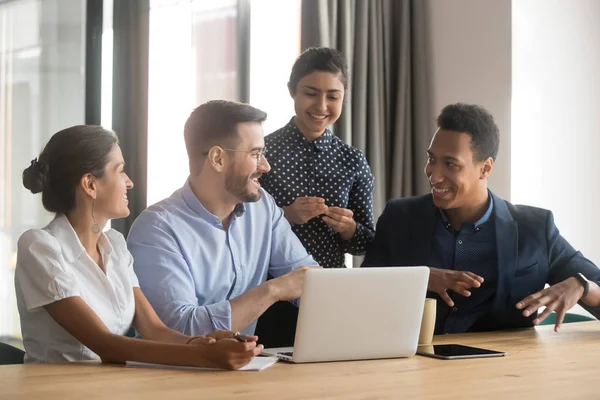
184,100,267,160
436,103,500,162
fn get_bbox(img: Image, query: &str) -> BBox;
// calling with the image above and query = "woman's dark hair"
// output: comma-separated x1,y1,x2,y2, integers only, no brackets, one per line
22,125,119,214
288,47,348,95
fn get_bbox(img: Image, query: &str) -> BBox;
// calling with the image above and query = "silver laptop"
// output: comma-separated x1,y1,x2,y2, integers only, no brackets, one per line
263,266,429,363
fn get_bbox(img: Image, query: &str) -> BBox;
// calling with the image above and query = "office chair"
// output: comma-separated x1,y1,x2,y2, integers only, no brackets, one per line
0,342,25,365
538,312,595,326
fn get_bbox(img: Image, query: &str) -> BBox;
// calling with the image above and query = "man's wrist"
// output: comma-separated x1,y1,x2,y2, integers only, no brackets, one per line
185,335,206,345
264,279,282,303
426,267,439,290
573,273,590,299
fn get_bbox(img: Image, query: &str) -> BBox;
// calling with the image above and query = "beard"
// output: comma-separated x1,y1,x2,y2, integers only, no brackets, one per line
225,168,262,203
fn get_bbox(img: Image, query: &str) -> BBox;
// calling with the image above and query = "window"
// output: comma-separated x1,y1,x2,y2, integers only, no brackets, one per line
147,0,301,206
0,0,87,340
147,0,240,206
249,0,301,135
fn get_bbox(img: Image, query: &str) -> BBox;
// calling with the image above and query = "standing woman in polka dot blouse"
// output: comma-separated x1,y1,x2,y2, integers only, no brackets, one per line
260,47,375,269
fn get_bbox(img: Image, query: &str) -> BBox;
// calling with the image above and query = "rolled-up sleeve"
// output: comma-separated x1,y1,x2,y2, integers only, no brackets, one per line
267,194,318,277
127,216,231,336
265,193,318,306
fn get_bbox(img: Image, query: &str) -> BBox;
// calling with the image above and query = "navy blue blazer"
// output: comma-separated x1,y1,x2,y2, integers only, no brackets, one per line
362,192,600,332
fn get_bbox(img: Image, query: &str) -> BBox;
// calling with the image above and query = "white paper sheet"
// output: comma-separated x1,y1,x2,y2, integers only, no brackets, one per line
125,356,278,372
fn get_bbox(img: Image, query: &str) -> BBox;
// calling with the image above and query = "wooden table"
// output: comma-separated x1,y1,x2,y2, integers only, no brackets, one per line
1,321,599,399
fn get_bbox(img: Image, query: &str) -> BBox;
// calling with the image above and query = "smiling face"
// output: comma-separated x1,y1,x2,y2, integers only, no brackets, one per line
93,144,134,219
223,122,271,203
290,71,345,140
424,129,493,210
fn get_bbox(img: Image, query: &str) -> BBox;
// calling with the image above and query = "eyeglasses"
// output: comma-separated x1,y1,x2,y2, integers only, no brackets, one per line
203,147,267,166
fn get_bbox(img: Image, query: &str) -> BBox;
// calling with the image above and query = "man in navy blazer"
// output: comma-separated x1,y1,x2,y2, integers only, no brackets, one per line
363,103,600,334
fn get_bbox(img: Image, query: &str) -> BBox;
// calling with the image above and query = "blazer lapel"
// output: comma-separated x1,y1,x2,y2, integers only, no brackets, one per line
492,192,519,309
409,196,437,265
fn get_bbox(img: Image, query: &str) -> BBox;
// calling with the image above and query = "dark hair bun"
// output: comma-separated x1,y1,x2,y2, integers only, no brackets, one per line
22,159,47,194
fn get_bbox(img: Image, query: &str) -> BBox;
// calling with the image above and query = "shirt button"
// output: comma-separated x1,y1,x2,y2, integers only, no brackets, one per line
452,307,458,312
458,240,463,245
54,295,60,300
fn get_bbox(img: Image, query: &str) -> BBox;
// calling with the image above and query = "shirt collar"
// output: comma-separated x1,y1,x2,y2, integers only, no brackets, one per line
97,231,115,258
285,117,333,152
48,213,113,263
476,193,495,227
439,191,494,231
182,179,246,227
313,128,333,151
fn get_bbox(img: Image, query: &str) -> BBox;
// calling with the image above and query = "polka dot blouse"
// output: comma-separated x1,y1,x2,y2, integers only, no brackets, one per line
260,118,375,268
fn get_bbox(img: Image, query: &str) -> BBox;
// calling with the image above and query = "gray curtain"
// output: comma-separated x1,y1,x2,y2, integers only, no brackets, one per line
301,0,434,220
111,0,150,236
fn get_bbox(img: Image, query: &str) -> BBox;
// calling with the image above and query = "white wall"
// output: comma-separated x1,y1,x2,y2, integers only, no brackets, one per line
512,0,600,266
424,0,600,266
425,0,512,199
424,0,599,317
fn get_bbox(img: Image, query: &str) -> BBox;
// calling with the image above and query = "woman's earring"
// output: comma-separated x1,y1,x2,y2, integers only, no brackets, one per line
91,199,101,233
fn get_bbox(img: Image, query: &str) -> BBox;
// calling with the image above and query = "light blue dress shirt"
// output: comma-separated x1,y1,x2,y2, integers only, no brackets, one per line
127,180,318,335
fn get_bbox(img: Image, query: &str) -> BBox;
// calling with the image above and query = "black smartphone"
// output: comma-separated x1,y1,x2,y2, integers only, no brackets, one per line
417,344,506,360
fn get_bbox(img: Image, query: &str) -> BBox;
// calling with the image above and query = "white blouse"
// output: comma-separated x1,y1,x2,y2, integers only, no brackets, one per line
15,214,139,363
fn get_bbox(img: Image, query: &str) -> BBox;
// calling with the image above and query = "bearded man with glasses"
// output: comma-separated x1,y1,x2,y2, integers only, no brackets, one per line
128,100,320,337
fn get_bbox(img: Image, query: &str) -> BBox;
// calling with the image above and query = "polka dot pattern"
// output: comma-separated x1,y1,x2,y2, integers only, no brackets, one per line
260,119,375,268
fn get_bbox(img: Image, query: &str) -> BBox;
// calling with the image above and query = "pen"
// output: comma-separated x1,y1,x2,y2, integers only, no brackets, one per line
233,331,247,343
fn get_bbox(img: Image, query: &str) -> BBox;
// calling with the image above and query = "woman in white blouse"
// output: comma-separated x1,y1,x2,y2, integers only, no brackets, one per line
16,125,262,369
